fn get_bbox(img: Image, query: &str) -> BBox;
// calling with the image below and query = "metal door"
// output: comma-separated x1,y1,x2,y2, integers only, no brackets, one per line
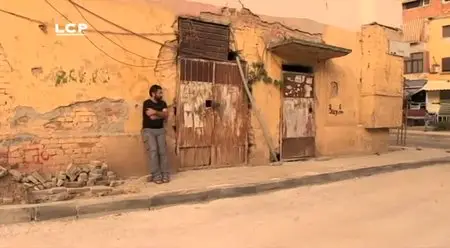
177,58,215,168
176,58,248,169
280,72,315,160
212,62,248,166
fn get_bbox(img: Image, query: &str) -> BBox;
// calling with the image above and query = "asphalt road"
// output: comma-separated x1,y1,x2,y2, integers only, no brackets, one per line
390,132,450,149
2,165,450,248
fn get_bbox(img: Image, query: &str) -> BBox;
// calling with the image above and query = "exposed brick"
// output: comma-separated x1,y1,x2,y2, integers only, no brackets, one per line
61,144,79,149
81,148,92,153
9,150,23,158
404,1,450,21
45,143,63,149
64,148,83,155
73,158,89,164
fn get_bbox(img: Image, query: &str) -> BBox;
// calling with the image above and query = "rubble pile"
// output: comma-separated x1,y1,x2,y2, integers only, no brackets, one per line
0,161,126,205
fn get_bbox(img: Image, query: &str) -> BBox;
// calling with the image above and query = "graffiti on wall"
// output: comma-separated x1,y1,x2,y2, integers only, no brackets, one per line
0,134,105,171
329,104,344,116
10,98,128,133
54,68,110,86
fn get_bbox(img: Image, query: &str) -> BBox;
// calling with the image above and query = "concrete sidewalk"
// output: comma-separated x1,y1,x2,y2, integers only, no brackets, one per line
1,147,450,225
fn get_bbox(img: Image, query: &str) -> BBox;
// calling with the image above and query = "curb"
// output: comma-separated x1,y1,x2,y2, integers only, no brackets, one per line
1,157,450,225
390,131,450,139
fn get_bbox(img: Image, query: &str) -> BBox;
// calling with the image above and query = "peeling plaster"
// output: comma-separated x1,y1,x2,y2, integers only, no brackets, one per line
10,98,129,133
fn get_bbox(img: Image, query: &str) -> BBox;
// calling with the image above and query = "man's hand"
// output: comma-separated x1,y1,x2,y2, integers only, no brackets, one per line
146,108,156,117
146,108,168,120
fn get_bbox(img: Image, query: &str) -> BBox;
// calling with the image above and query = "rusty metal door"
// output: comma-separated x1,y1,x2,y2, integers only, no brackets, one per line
281,72,315,160
212,62,248,166
177,58,215,168
177,58,248,169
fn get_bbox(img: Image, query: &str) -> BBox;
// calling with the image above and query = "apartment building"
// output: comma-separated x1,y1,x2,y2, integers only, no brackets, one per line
403,0,450,122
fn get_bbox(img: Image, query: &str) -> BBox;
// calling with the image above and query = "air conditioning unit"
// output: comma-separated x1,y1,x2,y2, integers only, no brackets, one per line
430,63,441,74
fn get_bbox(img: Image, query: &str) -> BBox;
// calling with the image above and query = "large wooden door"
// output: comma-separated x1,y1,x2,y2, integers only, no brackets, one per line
177,59,215,168
281,72,315,160
177,58,248,169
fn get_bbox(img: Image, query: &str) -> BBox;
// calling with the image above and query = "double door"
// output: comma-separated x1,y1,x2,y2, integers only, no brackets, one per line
176,58,248,169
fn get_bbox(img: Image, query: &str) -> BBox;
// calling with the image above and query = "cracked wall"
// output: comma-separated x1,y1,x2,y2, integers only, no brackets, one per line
0,0,402,174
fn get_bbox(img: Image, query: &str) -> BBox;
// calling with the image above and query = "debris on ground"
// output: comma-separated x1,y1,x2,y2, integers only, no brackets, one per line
0,161,126,205
0,166,7,179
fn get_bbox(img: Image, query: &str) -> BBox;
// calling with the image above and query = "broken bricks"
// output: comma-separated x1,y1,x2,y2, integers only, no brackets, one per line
0,166,7,179
8,169,23,182
3,160,124,204
66,163,81,182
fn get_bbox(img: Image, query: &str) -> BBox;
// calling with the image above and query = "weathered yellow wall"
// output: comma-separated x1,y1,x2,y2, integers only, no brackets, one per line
0,0,179,176
428,17,450,81
0,0,403,174
314,24,402,156
360,25,404,129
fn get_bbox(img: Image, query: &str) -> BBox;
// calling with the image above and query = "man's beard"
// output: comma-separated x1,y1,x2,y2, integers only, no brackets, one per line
155,96,162,101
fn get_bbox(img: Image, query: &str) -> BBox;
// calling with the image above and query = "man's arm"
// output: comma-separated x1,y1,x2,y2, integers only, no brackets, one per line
146,102,168,119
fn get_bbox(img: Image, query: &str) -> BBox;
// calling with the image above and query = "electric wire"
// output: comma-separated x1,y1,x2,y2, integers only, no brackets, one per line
69,1,173,62
44,0,168,68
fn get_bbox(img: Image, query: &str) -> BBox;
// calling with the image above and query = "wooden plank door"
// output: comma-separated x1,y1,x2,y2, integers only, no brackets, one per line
176,58,249,169
177,58,214,169
211,62,248,166
281,72,315,160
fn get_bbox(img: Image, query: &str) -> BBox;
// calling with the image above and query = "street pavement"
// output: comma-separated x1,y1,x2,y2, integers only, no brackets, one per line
2,165,450,248
390,131,450,149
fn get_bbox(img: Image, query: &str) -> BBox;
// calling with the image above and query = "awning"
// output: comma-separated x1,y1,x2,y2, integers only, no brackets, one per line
421,80,450,91
404,88,424,98
405,79,426,88
268,39,352,63
402,18,426,42
402,0,417,3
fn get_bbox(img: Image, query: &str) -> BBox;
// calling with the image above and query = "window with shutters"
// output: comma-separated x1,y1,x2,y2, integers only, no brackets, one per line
442,57,450,72
402,0,430,9
443,26,450,38
178,18,230,61
404,52,424,74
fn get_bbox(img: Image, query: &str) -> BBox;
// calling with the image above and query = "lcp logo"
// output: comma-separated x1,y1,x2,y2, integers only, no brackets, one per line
55,23,88,36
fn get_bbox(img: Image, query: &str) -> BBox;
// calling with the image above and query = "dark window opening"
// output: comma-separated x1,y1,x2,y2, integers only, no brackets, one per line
443,25,450,38
442,57,450,72
410,90,426,103
227,50,239,61
402,0,429,9
178,17,230,61
281,64,313,74
404,52,424,74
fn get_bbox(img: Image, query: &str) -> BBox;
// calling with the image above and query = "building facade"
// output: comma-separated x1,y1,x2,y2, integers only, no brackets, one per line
0,0,403,177
403,0,450,121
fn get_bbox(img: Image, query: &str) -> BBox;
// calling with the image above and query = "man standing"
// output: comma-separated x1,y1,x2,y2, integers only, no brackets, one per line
142,84,170,184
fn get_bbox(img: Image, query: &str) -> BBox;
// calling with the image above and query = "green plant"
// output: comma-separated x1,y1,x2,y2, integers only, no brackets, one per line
247,62,283,88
